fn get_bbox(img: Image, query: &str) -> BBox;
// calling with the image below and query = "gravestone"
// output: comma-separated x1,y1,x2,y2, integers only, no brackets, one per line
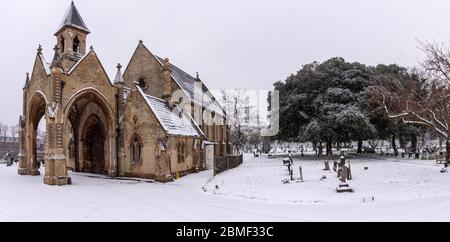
345,166,352,180
336,156,353,193
324,161,330,171
299,166,303,182
333,161,338,172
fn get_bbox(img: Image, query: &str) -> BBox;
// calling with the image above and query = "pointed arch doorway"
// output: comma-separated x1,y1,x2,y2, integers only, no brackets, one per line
81,115,106,174
64,88,116,177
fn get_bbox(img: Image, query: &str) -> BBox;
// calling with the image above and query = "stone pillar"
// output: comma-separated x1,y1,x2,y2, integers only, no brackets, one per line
155,139,173,182
114,63,125,177
107,131,117,177
18,116,28,175
44,54,71,186
18,73,30,175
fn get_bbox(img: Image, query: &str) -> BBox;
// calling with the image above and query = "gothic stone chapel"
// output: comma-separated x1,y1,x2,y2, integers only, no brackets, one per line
18,2,231,185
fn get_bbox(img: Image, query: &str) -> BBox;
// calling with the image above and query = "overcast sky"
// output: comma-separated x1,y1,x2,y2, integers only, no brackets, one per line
1,0,450,126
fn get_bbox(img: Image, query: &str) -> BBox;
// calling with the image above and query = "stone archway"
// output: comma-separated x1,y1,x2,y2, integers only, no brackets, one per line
64,88,116,177
81,115,106,174
21,91,48,176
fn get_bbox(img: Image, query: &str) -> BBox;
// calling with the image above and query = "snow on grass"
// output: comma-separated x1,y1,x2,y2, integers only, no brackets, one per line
204,154,450,204
1,154,450,221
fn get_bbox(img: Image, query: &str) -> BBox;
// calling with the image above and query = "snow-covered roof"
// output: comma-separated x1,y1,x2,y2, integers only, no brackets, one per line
155,56,225,117
137,87,201,137
55,2,90,35
114,66,125,84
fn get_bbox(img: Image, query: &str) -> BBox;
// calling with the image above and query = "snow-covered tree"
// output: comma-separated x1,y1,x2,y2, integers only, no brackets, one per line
276,57,374,156
10,124,19,139
0,123,9,137
380,41,450,164
220,89,260,152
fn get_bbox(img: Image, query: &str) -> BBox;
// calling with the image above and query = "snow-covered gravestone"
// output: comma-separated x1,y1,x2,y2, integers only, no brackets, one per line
336,156,353,193
362,196,375,203
333,161,338,172
324,160,330,171
298,166,303,182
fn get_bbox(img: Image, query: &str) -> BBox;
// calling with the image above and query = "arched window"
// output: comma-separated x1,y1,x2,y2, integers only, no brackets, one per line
177,141,186,163
59,36,65,53
130,134,143,164
73,36,80,53
138,77,147,90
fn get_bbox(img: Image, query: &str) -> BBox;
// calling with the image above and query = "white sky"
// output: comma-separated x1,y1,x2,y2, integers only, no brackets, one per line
1,0,450,126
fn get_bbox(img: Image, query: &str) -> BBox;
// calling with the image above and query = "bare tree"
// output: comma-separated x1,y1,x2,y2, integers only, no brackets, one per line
220,89,258,153
10,124,19,139
380,41,450,164
0,123,9,137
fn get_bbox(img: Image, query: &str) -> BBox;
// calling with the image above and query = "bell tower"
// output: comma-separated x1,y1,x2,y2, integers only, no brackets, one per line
54,1,90,71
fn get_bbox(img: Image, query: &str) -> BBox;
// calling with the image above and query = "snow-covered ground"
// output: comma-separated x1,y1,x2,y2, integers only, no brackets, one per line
1,154,450,221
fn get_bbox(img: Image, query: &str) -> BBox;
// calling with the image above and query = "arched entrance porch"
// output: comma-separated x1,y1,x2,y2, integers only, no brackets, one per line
64,88,116,177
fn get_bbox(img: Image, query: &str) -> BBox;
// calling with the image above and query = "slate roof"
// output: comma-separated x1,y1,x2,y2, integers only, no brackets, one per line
138,87,201,137
55,1,90,35
155,56,225,116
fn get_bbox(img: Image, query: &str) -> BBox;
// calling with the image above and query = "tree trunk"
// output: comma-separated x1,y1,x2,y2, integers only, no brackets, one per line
399,135,406,149
326,141,333,157
392,134,398,156
446,140,450,167
357,139,363,154
411,135,417,153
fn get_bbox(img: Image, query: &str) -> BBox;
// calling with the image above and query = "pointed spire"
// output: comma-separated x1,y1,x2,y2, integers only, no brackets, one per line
37,44,42,55
55,1,90,35
50,45,62,69
114,63,125,84
24,73,30,89
196,72,202,82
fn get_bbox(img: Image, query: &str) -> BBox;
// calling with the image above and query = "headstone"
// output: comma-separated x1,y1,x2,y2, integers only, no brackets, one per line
299,166,303,182
346,165,352,180
338,156,346,182
362,196,375,203
324,161,330,171
336,156,353,193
